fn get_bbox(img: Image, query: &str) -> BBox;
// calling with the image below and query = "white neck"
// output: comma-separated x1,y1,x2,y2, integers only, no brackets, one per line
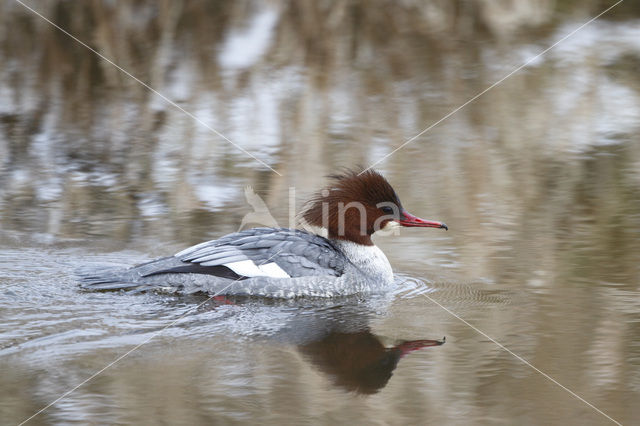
332,240,394,284
301,224,394,283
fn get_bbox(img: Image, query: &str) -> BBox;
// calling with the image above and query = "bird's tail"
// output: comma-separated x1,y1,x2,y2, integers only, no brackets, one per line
75,263,140,290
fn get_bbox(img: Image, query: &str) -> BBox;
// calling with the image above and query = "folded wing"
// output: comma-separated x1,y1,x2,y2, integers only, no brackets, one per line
163,228,347,279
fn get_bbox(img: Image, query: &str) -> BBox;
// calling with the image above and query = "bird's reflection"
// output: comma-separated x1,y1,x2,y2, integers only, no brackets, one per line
298,330,444,394
191,293,445,394
206,294,447,395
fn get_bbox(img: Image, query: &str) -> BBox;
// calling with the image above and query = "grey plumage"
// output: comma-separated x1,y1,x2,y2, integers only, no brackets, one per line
78,228,354,297
176,228,346,277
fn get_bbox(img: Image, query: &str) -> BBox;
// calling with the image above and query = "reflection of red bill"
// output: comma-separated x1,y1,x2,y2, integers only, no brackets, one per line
396,336,446,357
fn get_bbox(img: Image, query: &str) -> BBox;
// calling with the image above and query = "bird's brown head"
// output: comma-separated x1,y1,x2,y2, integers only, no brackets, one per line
301,169,447,245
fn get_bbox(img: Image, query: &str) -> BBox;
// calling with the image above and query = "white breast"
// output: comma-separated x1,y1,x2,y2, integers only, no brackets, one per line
332,240,394,283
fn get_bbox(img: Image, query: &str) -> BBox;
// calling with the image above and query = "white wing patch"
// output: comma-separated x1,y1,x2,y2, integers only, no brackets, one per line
223,260,262,276
223,260,290,278
258,262,290,278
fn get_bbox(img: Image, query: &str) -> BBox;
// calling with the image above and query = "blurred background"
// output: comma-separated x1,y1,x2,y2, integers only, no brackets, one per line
1,0,639,424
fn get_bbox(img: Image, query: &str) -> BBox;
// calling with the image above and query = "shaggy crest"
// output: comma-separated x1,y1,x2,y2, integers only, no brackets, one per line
300,169,403,245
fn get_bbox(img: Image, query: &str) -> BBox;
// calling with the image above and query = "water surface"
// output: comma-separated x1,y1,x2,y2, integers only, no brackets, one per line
1,1,639,424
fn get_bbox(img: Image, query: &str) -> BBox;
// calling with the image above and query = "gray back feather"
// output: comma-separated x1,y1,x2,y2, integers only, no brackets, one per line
175,228,347,277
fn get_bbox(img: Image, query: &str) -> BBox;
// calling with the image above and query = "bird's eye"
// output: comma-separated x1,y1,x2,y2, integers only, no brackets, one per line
380,206,394,214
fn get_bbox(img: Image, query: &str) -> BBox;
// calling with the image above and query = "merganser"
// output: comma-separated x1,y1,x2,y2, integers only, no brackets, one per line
79,169,447,298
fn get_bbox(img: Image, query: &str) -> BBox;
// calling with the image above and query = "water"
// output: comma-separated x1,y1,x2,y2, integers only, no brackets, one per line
1,1,639,424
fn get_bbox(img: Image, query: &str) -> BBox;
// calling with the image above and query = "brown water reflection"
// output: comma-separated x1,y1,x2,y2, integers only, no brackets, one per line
299,331,444,395
1,0,640,424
